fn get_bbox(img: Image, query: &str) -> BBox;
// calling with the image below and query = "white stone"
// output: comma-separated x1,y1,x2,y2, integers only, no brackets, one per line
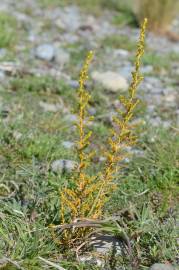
61,141,74,149
13,131,22,140
149,263,174,270
91,71,128,92
35,44,55,61
56,48,70,65
39,101,62,112
51,159,77,173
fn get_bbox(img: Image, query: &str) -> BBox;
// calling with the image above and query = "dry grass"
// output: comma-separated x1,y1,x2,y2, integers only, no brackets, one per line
134,0,179,33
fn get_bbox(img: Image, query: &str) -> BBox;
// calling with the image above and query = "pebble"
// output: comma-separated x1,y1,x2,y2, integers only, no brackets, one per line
113,49,129,57
0,48,7,58
88,107,96,115
78,255,104,267
0,62,20,76
118,64,132,79
148,116,171,128
35,44,55,61
39,101,63,112
0,71,5,80
51,159,77,173
13,131,23,140
144,77,162,93
141,65,153,74
68,80,79,89
56,48,70,66
61,141,74,149
149,263,175,270
64,114,78,122
164,94,176,103
56,6,81,32
91,71,128,92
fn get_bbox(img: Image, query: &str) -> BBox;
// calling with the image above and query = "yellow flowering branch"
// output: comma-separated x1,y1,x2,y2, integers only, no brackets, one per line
56,19,147,246
89,18,148,218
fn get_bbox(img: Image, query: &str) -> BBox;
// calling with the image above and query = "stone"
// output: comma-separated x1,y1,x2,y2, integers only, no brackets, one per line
78,255,104,267
147,105,156,114
0,62,20,76
68,80,79,89
149,263,175,270
51,159,77,173
90,234,122,255
164,94,175,103
56,48,70,65
99,156,107,162
88,107,96,115
35,44,55,61
0,70,5,80
61,141,74,149
62,33,79,43
144,77,162,93
131,149,145,157
113,49,129,57
119,64,133,79
91,71,128,92
39,101,63,112
13,131,23,140
64,114,78,122
141,65,153,74
55,5,81,32
0,48,7,58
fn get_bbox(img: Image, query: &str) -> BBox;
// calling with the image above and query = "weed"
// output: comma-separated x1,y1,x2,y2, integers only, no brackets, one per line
50,19,147,247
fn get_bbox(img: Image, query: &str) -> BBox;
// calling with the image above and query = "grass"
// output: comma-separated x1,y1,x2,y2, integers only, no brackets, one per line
0,3,178,268
0,12,18,49
130,51,179,73
112,12,137,27
142,52,169,71
0,123,178,269
0,68,178,269
102,35,137,51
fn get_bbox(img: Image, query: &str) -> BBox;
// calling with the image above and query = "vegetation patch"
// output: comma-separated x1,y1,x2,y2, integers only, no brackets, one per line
0,12,18,49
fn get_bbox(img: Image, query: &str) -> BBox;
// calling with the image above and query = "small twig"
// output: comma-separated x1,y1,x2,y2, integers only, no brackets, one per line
50,220,102,233
119,189,149,197
75,240,90,261
134,189,149,197
171,126,179,133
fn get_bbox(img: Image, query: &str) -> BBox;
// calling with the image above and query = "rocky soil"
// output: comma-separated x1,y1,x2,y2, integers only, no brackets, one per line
0,1,178,269
0,0,178,129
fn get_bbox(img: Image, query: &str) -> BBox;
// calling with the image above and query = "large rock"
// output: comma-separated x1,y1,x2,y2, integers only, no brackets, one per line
149,263,175,270
91,71,128,92
90,234,122,255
